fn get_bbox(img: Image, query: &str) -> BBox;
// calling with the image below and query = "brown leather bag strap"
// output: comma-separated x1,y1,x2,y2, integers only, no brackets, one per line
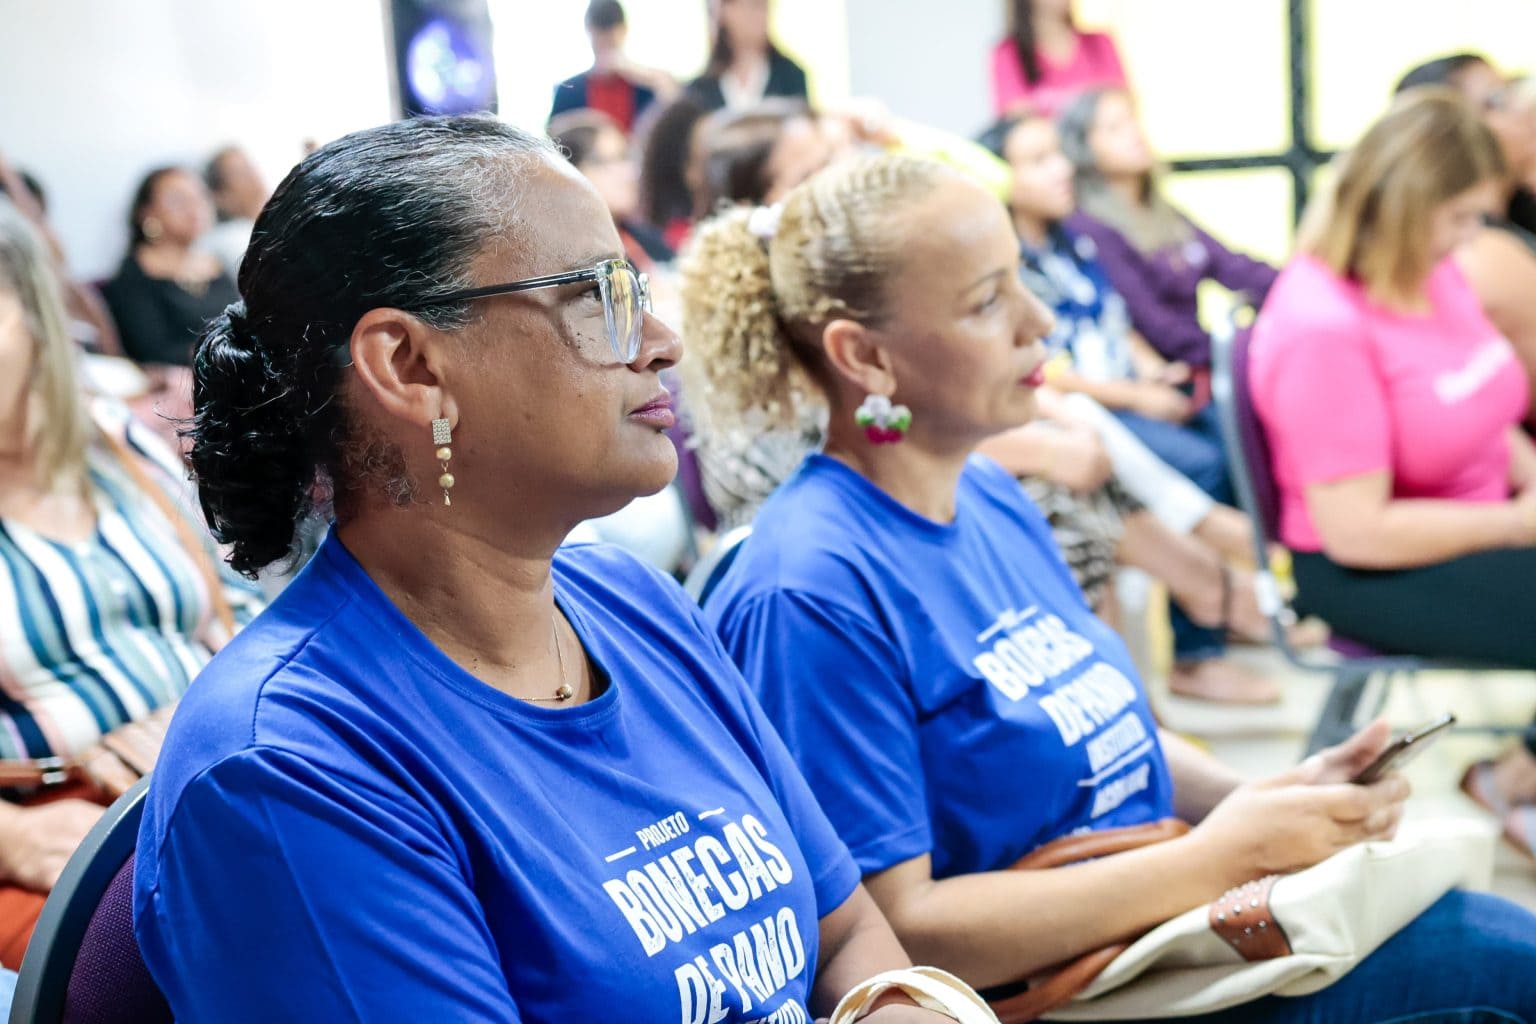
987,818,1192,1023
1209,874,1292,961
1010,818,1192,871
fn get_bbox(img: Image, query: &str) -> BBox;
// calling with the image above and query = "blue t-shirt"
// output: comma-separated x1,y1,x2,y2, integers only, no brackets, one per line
706,455,1174,881
135,534,859,1024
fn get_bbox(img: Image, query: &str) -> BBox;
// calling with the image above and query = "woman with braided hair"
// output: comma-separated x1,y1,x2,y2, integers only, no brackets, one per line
692,152,1536,1021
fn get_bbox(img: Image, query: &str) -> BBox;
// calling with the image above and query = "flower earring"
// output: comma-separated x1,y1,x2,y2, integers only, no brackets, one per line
432,417,454,506
855,394,911,445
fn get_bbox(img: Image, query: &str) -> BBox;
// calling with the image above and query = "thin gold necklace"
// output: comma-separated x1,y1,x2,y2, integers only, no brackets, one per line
525,613,576,704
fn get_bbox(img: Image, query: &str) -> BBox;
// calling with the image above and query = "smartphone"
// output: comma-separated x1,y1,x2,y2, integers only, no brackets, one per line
1352,713,1457,785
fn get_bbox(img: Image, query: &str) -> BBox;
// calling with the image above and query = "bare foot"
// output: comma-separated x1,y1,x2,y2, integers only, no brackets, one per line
1193,506,1256,565
1168,658,1281,705
1492,747,1536,806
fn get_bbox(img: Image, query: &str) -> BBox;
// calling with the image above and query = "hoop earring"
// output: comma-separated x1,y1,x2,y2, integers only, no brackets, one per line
854,394,911,445
141,216,163,241
432,418,454,506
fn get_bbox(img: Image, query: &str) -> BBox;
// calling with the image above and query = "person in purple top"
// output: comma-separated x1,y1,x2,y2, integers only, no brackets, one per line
1057,88,1276,369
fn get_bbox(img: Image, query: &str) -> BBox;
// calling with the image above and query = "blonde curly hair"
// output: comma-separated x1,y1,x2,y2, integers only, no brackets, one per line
678,153,953,438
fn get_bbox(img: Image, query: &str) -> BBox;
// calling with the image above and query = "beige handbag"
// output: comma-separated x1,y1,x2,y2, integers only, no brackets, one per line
830,967,1002,1024
1038,818,1497,1020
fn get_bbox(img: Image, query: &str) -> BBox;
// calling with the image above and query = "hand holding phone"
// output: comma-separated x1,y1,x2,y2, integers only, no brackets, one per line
1352,713,1456,785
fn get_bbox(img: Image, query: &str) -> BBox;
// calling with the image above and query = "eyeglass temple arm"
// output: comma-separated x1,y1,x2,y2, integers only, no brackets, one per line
417,267,601,306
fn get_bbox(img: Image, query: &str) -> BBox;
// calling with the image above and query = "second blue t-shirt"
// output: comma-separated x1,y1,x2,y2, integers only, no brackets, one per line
706,454,1174,880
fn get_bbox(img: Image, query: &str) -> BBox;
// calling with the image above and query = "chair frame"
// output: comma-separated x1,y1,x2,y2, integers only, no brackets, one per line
1211,317,1522,753
9,776,152,1024
683,525,753,606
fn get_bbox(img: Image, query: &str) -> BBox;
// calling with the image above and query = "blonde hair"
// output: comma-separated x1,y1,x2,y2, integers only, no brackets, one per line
1299,88,1505,302
0,201,91,494
678,153,953,437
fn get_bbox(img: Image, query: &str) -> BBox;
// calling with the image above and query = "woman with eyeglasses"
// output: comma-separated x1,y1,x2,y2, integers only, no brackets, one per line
133,116,970,1024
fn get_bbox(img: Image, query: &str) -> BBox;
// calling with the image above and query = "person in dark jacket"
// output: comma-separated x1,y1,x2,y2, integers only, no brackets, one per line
686,0,808,113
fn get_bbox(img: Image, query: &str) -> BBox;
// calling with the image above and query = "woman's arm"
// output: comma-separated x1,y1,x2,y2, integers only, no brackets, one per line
975,420,1114,494
813,886,953,1022
1193,223,1277,304
1306,470,1536,569
1159,729,1242,822
0,798,104,892
1074,218,1213,365
1050,369,1192,421
1508,427,1536,494
1457,230,1536,393
861,762,1405,987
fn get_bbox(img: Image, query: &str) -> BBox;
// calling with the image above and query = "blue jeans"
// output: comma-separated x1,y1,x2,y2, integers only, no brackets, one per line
1103,890,1536,1024
1116,406,1234,664
1114,406,1233,506
0,966,16,1019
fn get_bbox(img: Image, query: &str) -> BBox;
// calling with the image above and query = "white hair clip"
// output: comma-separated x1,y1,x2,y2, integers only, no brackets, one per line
747,203,783,242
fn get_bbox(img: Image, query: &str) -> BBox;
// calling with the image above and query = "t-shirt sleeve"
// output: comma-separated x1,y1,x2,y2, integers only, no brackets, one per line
990,39,1027,116
137,748,522,1023
970,456,1094,613
714,590,930,878
674,593,862,916
1086,32,1128,88
1255,305,1391,485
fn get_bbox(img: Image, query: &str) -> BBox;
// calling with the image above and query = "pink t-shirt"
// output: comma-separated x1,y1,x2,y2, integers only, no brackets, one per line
1250,256,1528,552
990,31,1127,118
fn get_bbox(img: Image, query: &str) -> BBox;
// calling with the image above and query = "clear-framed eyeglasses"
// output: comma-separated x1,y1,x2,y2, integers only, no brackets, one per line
414,257,652,363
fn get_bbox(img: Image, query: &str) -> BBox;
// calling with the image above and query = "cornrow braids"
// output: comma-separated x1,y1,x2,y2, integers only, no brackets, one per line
678,153,953,440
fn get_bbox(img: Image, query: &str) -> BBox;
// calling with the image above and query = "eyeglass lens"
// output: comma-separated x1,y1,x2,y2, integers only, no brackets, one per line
600,261,650,363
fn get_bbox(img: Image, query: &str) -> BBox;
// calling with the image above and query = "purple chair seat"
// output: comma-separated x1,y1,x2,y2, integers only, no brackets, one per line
1327,635,1385,660
61,854,171,1024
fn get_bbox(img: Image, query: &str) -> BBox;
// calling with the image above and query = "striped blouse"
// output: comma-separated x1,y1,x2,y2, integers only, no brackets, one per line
0,403,262,760
693,403,828,533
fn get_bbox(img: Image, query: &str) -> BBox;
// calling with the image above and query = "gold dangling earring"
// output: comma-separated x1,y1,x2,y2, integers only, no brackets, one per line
432,417,454,506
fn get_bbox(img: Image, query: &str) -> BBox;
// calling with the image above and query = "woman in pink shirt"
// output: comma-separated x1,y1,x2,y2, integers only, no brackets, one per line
990,0,1126,119
1251,90,1536,854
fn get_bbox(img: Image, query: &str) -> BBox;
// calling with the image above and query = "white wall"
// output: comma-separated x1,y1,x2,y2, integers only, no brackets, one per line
844,0,1001,139
0,0,394,280
490,0,851,132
